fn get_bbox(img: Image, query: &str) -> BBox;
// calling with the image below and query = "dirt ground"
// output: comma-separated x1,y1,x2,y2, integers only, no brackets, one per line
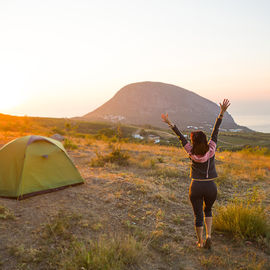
0,141,270,270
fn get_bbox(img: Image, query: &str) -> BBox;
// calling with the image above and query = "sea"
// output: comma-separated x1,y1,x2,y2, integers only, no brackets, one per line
234,115,270,133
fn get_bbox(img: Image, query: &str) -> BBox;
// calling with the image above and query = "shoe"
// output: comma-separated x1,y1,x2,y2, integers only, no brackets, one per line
204,237,212,249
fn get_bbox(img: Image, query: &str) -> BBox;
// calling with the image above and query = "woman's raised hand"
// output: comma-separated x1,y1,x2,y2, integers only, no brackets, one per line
161,113,172,126
219,99,230,114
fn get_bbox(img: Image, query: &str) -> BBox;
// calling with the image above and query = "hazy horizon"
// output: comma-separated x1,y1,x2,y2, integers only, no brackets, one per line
2,81,270,133
0,1,269,133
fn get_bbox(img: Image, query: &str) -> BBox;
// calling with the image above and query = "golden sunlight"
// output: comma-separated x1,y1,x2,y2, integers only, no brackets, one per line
0,91,25,110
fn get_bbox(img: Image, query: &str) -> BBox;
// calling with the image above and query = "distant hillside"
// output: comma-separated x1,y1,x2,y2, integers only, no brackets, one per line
83,82,249,131
1,113,270,151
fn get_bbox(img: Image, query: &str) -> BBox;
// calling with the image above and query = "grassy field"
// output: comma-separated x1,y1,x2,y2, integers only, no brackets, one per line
1,113,269,151
0,114,270,269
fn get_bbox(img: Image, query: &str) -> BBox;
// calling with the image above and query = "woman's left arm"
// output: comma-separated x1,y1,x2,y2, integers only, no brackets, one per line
219,99,230,119
211,99,230,143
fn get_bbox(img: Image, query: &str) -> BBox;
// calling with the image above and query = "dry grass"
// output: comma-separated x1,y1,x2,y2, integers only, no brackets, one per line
216,151,270,183
214,201,270,240
0,205,15,220
60,235,145,270
0,129,270,269
198,250,267,270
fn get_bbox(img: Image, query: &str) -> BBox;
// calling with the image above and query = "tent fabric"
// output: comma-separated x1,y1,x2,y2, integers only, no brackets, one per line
0,135,84,199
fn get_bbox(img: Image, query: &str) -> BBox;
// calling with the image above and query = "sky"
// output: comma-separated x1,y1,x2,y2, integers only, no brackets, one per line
0,0,269,132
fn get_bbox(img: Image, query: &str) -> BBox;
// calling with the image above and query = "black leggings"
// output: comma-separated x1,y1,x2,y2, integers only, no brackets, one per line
189,180,217,227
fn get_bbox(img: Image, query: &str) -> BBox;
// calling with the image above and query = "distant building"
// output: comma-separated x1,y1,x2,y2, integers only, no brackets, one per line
229,129,243,132
133,134,144,140
148,135,160,144
103,114,125,122
187,126,198,130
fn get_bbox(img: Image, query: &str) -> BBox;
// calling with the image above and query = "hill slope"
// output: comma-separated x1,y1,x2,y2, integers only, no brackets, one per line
83,81,247,131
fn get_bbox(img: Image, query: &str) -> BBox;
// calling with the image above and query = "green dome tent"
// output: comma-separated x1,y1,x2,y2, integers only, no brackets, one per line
0,135,84,199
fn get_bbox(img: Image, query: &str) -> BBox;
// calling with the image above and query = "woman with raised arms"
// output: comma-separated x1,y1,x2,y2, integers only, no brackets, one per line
162,99,230,249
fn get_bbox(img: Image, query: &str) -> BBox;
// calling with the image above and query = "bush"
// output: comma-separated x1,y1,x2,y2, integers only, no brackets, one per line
90,146,130,167
64,139,78,150
105,147,129,165
51,127,66,135
214,201,270,240
64,235,144,270
98,128,116,138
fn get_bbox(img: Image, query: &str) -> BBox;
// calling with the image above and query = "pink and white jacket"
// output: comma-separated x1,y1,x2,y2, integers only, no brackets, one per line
171,117,222,180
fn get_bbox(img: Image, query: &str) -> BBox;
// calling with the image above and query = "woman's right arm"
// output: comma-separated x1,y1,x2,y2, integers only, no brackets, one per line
210,99,230,143
161,113,188,147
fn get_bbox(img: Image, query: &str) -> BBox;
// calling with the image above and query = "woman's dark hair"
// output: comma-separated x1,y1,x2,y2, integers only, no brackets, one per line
190,131,209,155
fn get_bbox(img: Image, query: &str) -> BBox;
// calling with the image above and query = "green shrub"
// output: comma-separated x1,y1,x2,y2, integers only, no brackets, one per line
214,201,270,240
63,235,144,270
51,127,66,135
98,128,116,138
64,139,78,150
90,154,106,167
105,147,129,165
90,147,129,167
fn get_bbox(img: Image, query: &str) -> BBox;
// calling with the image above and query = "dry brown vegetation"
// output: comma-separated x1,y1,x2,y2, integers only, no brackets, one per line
0,128,270,269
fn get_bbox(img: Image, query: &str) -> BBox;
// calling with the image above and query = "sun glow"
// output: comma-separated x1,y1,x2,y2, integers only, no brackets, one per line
0,68,29,111
0,91,25,110
0,77,28,111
